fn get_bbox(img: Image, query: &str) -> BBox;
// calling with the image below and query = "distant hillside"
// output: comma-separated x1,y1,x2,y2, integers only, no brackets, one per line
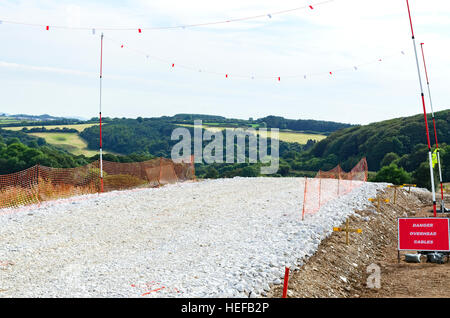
79,116,309,178
309,109,450,171
80,114,332,157
0,113,82,126
169,114,353,134
3,110,448,186
80,118,177,157
283,109,450,188
0,128,90,174
255,116,353,135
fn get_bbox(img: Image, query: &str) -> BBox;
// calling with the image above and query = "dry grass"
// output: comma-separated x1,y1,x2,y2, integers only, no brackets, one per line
3,123,99,132
103,174,148,191
0,186,39,209
37,179,97,201
0,179,97,209
443,183,450,193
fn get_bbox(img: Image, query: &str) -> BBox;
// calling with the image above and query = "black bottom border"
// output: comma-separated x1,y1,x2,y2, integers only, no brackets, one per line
1,298,449,315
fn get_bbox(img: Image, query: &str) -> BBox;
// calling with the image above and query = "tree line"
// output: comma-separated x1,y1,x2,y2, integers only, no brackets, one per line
2,110,448,189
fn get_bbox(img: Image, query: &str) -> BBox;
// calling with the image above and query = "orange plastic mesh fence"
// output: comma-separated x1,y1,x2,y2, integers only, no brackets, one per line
0,166,40,210
302,158,368,219
0,157,195,210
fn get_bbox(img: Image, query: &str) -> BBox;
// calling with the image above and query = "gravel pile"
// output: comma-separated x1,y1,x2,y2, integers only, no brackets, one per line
0,177,385,297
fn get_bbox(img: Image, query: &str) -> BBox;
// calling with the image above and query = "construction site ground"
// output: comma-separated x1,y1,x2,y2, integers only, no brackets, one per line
268,186,450,298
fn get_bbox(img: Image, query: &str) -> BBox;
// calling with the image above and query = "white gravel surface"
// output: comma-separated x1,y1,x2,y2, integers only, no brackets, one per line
0,177,386,298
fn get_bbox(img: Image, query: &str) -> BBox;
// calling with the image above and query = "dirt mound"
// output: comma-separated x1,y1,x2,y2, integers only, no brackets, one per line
267,186,450,298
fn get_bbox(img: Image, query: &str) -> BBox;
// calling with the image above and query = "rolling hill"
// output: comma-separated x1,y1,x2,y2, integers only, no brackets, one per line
287,109,450,188
309,109,450,171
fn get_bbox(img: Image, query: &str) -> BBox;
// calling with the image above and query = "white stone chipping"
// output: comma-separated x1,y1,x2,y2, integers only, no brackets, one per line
0,177,387,297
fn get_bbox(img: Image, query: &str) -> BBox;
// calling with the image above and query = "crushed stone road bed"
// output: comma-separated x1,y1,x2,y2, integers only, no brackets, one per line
0,177,386,297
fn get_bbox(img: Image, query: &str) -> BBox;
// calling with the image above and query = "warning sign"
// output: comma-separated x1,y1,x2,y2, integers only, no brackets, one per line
398,218,450,252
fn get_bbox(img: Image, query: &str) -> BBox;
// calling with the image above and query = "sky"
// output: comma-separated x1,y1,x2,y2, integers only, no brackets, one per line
0,0,449,125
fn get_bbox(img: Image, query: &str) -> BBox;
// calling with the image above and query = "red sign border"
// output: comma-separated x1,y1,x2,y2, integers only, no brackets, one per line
397,217,450,252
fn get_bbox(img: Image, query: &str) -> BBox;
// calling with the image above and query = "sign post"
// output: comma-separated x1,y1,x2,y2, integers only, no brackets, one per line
403,184,417,194
388,185,403,204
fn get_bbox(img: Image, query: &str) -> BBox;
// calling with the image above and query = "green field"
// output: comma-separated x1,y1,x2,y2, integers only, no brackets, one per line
0,118,22,124
2,123,107,157
29,132,100,157
176,124,326,144
3,123,99,132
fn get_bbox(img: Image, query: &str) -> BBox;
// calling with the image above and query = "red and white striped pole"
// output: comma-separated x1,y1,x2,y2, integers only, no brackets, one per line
99,33,104,193
405,0,436,217
419,43,446,213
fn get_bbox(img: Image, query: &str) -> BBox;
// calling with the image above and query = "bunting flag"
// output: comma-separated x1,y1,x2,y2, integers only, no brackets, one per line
0,0,333,32
0,0,408,84
103,34,407,82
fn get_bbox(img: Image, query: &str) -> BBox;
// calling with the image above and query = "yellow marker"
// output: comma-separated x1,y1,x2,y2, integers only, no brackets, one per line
403,184,417,193
333,219,362,245
369,197,389,211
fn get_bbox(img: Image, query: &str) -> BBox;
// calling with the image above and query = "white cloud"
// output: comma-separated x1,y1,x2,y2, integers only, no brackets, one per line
0,60,95,77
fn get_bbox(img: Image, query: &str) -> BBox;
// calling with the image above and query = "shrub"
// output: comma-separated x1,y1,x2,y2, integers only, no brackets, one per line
204,167,219,179
371,163,412,185
381,152,400,167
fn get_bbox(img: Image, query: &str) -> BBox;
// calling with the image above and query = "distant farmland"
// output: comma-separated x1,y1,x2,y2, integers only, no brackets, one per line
176,124,326,144
2,123,99,132
2,123,104,156
28,132,101,157
0,118,22,124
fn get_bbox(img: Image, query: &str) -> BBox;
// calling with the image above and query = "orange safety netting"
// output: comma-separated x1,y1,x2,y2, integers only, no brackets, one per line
0,156,195,210
301,157,368,219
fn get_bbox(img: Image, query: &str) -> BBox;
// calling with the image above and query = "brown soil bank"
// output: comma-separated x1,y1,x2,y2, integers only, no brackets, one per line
267,186,450,298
